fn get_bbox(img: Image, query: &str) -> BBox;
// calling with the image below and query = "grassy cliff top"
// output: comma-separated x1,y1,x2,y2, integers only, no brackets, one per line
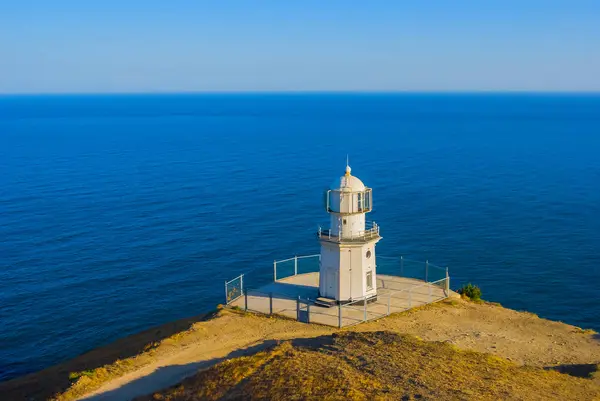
2,298,600,400
140,331,600,401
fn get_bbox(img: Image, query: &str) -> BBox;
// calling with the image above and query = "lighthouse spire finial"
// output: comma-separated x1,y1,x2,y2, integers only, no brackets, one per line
345,155,351,176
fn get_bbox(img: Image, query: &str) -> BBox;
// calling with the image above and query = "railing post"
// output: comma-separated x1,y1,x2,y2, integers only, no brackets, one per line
445,267,450,296
425,260,429,283
400,256,404,276
338,305,342,328
224,280,228,304
269,292,273,315
363,299,367,321
294,256,298,276
244,291,248,311
273,260,277,281
240,274,244,295
387,293,391,315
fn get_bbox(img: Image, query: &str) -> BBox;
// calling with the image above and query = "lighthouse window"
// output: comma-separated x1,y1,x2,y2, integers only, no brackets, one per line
366,271,373,290
366,250,372,259
365,191,371,210
343,219,347,225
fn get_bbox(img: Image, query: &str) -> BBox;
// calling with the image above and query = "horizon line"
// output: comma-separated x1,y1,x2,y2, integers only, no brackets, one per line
2,89,600,97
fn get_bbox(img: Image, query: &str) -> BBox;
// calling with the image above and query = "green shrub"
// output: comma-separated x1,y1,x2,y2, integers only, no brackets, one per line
458,283,482,301
68,370,95,382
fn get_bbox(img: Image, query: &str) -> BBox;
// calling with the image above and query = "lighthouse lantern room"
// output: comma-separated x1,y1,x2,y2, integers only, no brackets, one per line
317,164,381,303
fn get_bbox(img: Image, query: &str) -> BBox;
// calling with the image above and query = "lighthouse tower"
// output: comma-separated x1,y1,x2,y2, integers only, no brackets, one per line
318,164,381,303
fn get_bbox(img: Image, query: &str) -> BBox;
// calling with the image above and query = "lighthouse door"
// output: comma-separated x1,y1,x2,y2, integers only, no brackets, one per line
325,270,337,299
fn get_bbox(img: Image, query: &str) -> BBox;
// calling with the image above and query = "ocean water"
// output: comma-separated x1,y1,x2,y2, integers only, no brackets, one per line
1,93,599,382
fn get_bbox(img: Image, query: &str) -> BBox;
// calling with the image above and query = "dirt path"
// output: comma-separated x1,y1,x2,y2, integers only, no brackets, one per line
77,313,333,401
71,299,600,401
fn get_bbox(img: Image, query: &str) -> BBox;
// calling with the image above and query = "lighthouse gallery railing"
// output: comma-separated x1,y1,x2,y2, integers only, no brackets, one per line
317,221,380,243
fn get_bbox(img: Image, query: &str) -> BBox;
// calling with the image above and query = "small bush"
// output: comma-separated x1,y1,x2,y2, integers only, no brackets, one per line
68,370,95,382
458,283,482,301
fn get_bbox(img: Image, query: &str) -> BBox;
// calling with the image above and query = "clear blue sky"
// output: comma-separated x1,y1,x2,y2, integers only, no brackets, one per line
1,0,599,93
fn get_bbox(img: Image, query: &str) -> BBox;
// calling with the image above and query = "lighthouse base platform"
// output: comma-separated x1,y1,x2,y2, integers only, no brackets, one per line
230,272,453,328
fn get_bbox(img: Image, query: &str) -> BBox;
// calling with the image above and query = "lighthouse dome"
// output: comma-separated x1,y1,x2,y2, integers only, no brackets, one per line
331,166,366,191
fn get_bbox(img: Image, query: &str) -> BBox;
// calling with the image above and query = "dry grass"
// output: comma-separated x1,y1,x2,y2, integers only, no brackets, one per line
3,299,600,401
140,331,600,401
49,310,227,401
0,310,214,401
54,358,138,401
50,308,324,401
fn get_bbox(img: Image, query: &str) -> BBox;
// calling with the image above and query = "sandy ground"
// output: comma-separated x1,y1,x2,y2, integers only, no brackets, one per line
72,298,600,401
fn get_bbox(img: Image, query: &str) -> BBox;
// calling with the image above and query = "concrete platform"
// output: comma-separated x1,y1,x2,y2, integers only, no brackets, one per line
231,272,450,327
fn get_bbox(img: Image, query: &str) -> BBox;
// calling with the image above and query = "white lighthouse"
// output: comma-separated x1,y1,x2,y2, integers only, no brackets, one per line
318,164,381,303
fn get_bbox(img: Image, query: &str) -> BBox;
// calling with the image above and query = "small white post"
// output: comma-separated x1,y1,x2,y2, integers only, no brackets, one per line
445,267,450,296
294,256,298,276
363,300,367,321
338,305,342,328
273,260,277,281
240,274,244,295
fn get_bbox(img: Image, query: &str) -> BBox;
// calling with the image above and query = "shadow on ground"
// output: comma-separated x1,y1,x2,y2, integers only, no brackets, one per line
0,311,215,401
81,335,335,401
546,363,599,379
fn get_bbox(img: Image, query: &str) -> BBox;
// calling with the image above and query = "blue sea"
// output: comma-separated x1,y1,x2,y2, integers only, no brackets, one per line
1,94,599,382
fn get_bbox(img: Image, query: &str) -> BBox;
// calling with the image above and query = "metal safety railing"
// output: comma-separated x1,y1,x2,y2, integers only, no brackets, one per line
377,255,448,284
338,276,450,328
317,221,380,243
225,254,320,305
225,274,244,304
225,254,451,328
273,254,320,281
228,274,449,328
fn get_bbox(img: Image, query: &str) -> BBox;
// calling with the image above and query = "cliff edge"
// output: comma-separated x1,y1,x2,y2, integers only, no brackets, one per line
1,298,599,400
